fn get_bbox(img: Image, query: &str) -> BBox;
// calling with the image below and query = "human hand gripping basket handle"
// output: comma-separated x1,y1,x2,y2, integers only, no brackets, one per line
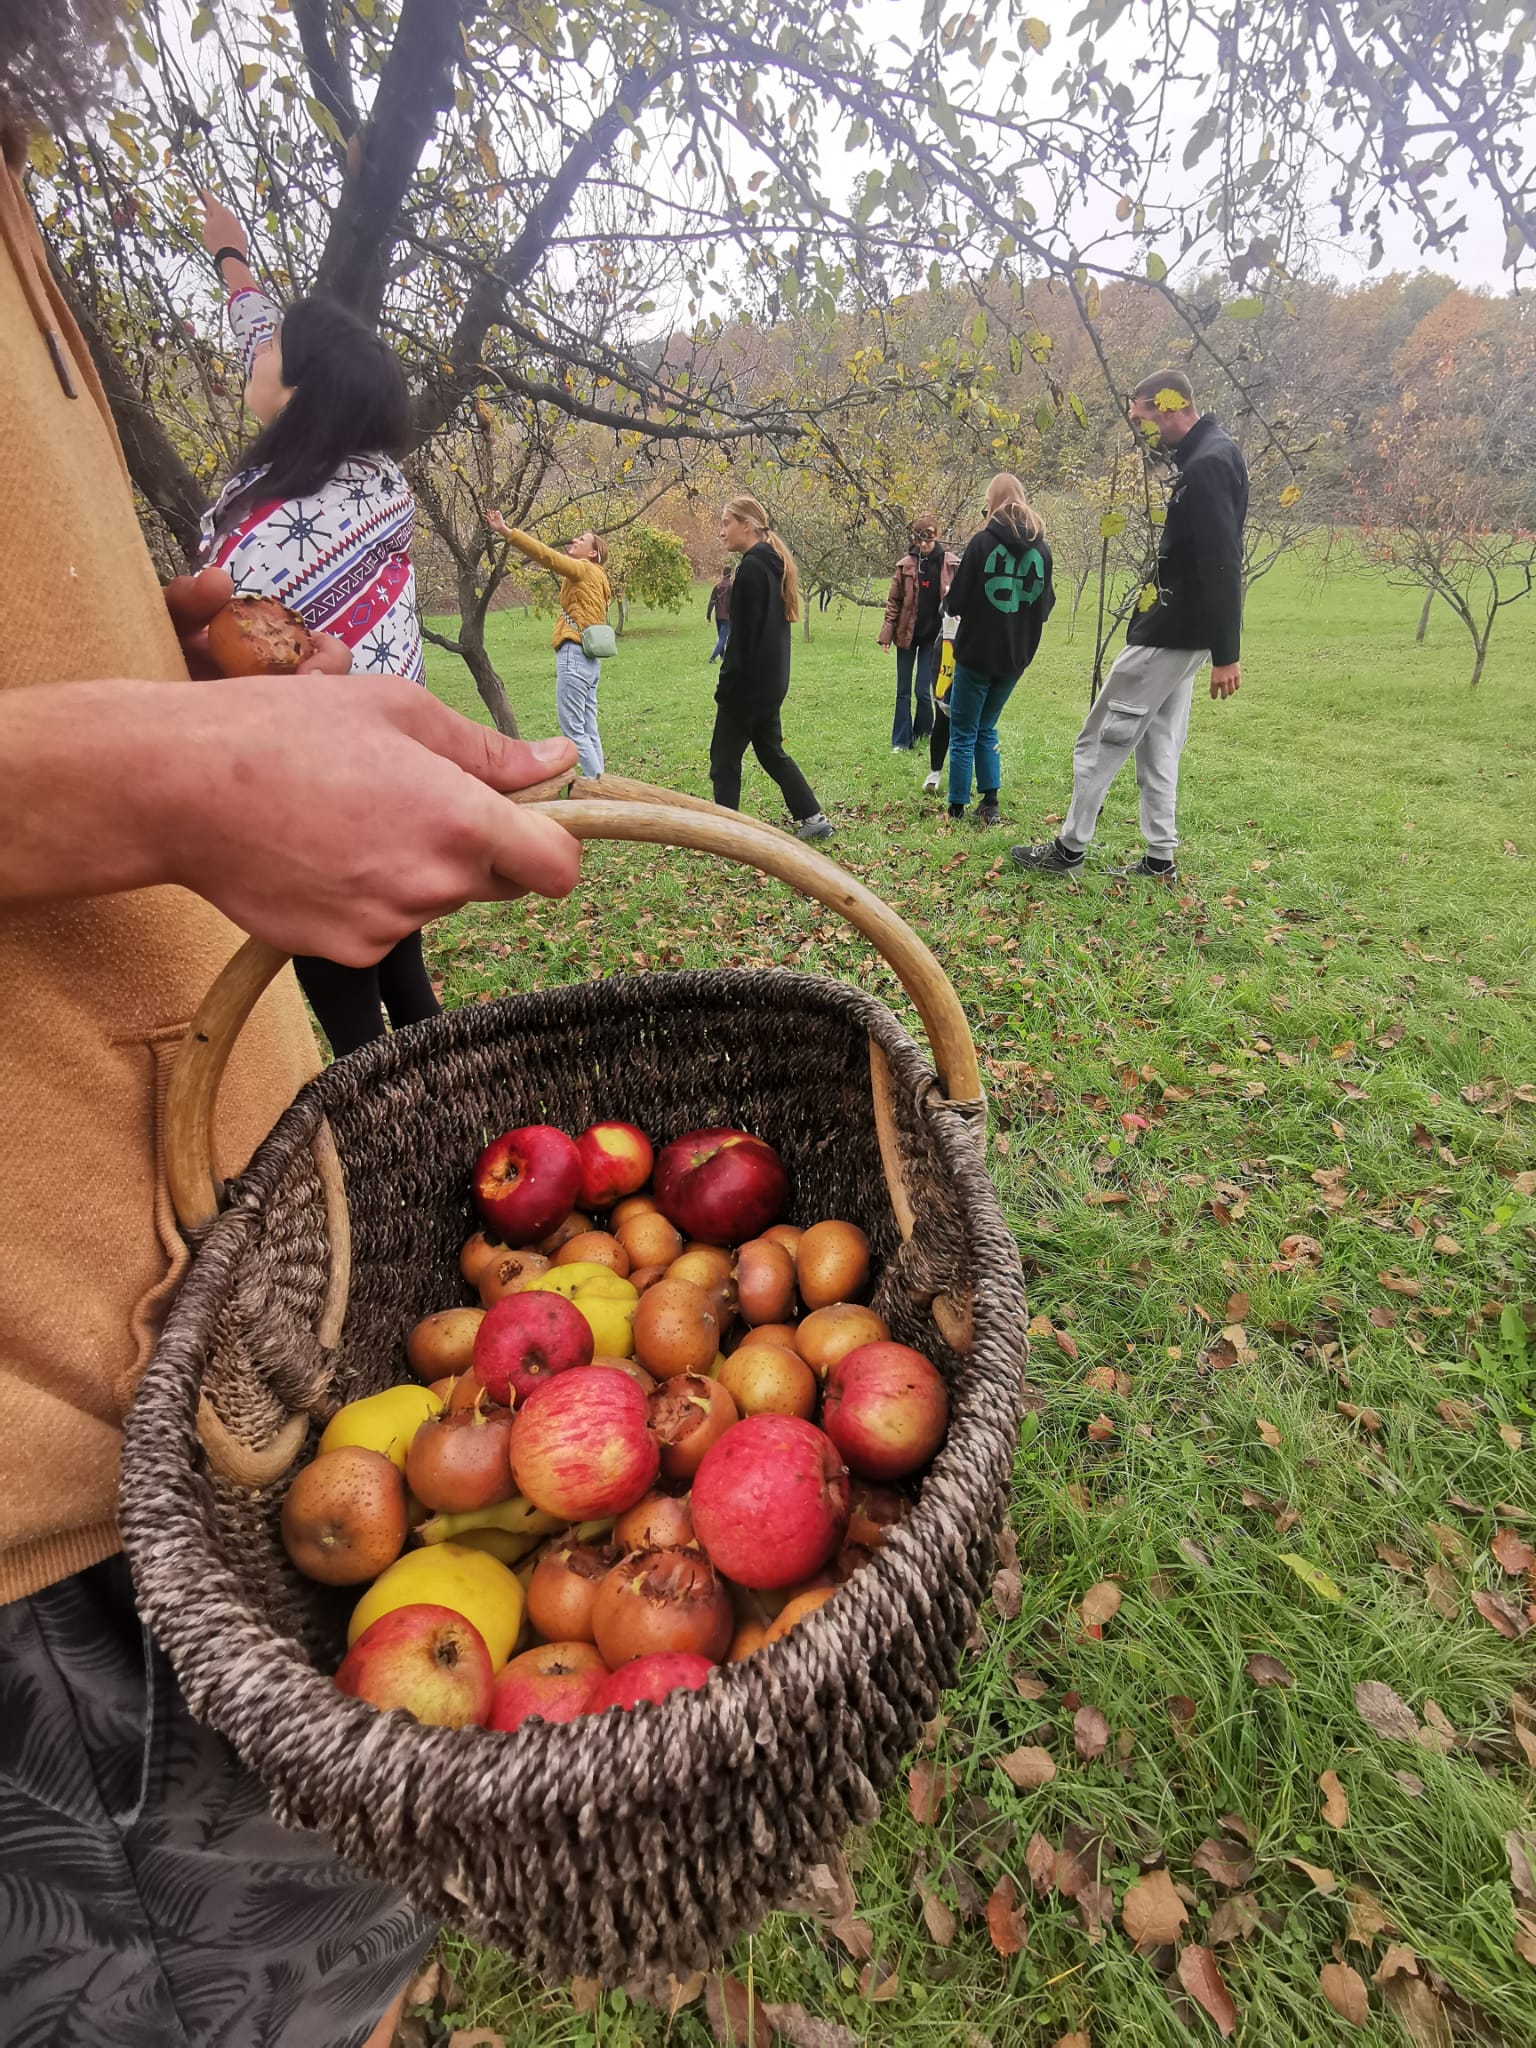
167,776,985,1484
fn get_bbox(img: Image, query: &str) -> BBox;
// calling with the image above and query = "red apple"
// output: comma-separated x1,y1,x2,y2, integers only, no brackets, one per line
653,1128,788,1246
486,1641,608,1732
473,1290,594,1405
575,1121,654,1211
334,1603,493,1727
586,1651,715,1713
472,1124,582,1246
691,1414,849,1590
509,1366,659,1520
821,1342,950,1481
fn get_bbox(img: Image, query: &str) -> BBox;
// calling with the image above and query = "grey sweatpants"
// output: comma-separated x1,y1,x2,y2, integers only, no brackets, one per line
1061,642,1209,861
555,639,604,778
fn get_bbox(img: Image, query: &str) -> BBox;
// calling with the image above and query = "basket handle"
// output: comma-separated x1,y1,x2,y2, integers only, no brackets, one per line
170,781,983,1480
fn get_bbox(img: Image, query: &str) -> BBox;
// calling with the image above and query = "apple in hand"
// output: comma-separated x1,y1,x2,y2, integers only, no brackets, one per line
487,1641,608,1732
473,1290,594,1404
821,1342,949,1481
653,1129,788,1245
473,1124,582,1246
575,1122,654,1211
334,1603,494,1727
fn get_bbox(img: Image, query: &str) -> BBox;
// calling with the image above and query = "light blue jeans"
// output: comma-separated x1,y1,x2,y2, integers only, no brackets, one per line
555,639,603,778
947,660,1020,807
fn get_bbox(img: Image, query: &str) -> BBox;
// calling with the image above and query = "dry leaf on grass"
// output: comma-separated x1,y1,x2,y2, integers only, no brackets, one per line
1193,1838,1255,1889
404,1961,441,2009
1393,1770,1426,1799
1121,1868,1189,1950
1381,1974,1452,2048
1427,1522,1472,1567
705,1974,772,2047
1345,1887,1396,1943
1511,1693,1536,1771
1422,1564,1461,1621
1074,1705,1110,1760
1256,1417,1282,1448
1278,1552,1343,1601
1079,1581,1123,1628
668,1973,706,2015
1378,1271,1423,1297
1076,1879,1114,1943
908,1761,960,1824
1320,1769,1349,1828
1493,1528,1536,1575
1507,1828,1536,1905
1435,1398,1479,1433
985,1874,1027,1956
1514,1909,1536,1969
1355,1680,1420,1742
1207,1893,1262,1944
1287,1857,1337,1892
1473,1589,1531,1639
1087,1413,1116,1441
998,1746,1057,1789
1026,1832,1056,1894
569,1979,602,2014
920,1884,958,1947
761,2005,859,2048
992,1565,1023,1618
1177,1944,1237,2038
1052,2037,1091,2048
857,1962,900,2003
1245,1654,1294,1688
783,1854,872,1959
1319,1961,1370,2027
447,2033,506,2048
1372,1945,1420,1985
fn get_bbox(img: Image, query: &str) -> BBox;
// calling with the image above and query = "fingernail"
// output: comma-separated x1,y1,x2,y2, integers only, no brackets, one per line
530,737,574,765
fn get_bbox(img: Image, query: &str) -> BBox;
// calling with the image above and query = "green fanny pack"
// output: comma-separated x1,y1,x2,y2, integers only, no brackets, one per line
563,611,617,661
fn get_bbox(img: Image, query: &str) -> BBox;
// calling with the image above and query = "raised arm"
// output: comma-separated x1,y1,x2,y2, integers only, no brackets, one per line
486,510,584,580
200,190,280,382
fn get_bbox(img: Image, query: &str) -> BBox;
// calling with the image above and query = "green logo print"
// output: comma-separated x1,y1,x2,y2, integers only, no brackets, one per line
983,543,1045,614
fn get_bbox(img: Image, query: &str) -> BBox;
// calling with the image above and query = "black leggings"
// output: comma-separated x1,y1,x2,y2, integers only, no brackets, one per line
930,701,950,773
293,929,440,1060
709,697,820,821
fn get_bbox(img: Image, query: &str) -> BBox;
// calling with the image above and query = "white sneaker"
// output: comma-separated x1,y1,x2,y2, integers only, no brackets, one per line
922,770,942,793
795,812,833,843
892,745,907,755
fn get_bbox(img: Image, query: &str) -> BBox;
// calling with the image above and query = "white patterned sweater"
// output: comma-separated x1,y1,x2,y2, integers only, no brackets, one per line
198,285,424,682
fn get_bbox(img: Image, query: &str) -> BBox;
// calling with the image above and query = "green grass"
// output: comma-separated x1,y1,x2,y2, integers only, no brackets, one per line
412,551,1536,2047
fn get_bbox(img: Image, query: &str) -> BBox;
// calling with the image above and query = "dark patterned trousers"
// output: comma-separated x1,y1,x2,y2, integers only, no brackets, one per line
0,1555,432,2047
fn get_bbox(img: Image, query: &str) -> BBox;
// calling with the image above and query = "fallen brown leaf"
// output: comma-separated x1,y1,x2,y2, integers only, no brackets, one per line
1087,1413,1116,1441
1368,1305,1399,1328
1168,1693,1199,1727
1427,1521,1472,1567
1193,1837,1255,1889
1287,1857,1337,1893
1074,1705,1110,1761
1511,1692,1536,1771
668,1974,706,2016
908,1761,961,1824
1373,1945,1419,1985
857,1961,900,2003
1079,1581,1123,1628
1435,1398,1479,1432
1502,1424,1527,1451
1245,1654,1294,1688
1121,1868,1189,1950
1345,1887,1396,1944
1052,2036,1091,2048
1432,1235,1462,1256
1025,1832,1056,1894
447,2032,506,2048
1076,1878,1114,1943
1381,1974,1451,2048
997,1746,1057,1789
1378,1271,1423,1297
782,1853,871,1958
1473,1589,1531,1639
1278,1233,1324,1267
1319,1961,1370,2027
1493,1528,1536,1575
1507,1828,1536,1906
1355,1680,1420,1742
761,2005,858,2048
985,1874,1027,1956
1515,1909,1536,1969
1376,1544,1415,1569
920,1882,958,1947
992,1564,1023,1618
404,1961,441,2009
1206,1893,1262,1944
705,1974,772,2048
1012,1668,1048,1702
1320,1769,1349,1828
1421,1699,1457,1747
1176,1944,1236,2038
1423,1564,1461,1621
1393,1770,1426,1798
569,1980,601,2015
1256,1417,1282,1448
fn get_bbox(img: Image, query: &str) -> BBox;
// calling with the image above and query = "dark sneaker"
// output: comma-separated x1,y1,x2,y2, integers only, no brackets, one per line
1010,838,1086,876
1108,855,1178,882
975,801,1002,827
795,812,833,843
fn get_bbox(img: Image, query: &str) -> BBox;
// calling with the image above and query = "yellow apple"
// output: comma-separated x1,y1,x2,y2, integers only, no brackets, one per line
520,1261,638,1358
347,1541,525,1669
318,1384,442,1471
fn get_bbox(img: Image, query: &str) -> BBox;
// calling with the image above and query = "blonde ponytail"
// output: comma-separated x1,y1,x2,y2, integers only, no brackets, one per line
723,493,801,623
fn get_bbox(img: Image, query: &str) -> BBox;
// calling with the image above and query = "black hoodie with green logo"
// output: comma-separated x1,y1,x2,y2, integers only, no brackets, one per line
944,515,1055,677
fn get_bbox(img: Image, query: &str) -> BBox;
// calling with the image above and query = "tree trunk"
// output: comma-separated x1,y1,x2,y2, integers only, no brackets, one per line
802,606,812,642
1415,588,1434,643
455,568,517,733
1469,634,1487,687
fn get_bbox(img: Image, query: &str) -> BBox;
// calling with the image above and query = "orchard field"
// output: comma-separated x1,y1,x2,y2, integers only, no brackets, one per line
403,548,1536,2048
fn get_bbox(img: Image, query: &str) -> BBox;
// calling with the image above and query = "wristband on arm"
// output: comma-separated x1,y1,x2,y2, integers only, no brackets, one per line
211,247,246,277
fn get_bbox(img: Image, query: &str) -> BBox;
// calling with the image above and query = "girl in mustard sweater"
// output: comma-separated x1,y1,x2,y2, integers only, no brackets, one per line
488,511,613,776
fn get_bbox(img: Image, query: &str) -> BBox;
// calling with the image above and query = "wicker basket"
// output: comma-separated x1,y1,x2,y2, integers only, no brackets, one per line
120,782,1029,1983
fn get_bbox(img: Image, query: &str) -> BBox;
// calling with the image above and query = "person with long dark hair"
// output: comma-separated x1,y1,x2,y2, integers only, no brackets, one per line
710,495,832,840
197,191,439,1059
878,513,958,752
941,474,1055,825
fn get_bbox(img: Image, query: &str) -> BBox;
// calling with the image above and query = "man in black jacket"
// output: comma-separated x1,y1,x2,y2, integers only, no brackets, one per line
1011,370,1248,882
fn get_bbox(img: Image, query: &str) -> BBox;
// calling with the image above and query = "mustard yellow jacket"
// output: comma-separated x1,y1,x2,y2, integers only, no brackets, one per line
503,527,613,650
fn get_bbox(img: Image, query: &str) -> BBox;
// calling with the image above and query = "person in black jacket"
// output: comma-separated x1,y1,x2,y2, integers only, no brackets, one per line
705,564,732,662
941,474,1056,826
1012,369,1248,882
710,495,832,841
